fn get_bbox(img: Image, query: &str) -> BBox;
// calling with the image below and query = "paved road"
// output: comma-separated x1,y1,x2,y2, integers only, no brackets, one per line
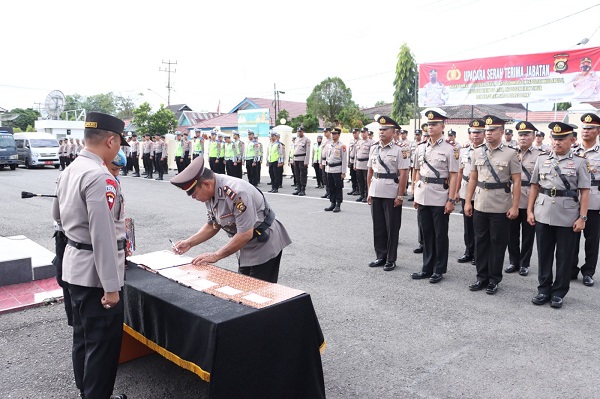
1,166,599,398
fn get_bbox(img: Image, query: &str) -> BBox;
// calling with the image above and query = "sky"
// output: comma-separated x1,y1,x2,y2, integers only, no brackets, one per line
1,0,600,115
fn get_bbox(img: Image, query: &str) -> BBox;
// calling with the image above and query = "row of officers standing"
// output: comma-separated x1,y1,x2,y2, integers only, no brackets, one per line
366,109,600,310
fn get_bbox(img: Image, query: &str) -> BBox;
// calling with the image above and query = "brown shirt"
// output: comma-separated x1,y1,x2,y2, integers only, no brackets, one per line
414,138,460,206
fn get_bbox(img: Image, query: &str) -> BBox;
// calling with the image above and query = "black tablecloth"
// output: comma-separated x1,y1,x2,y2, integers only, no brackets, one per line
123,266,326,399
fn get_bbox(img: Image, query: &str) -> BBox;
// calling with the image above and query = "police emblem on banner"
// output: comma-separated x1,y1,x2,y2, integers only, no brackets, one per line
553,53,569,73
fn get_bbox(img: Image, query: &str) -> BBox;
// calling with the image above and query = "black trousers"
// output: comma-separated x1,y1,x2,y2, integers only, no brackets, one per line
327,172,343,203
53,231,72,326
418,205,449,274
131,152,139,174
536,222,577,298
356,168,367,198
371,197,402,262
257,162,262,183
193,152,202,160
313,162,323,186
68,284,123,399
572,208,600,277
225,159,236,176
65,155,71,167
217,157,226,174
183,151,190,169
349,164,358,191
153,152,163,178
290,163,297,185
235,160,243,178
246,160,258,186
460,199,475,257
508,208,535,268
209,157,218,172
142,153,152,175
175,156,184,173
269,162,282,188
238,251,282,283
473,210,509,284
60,155,66,170
322,170,329,195
293,161,308,187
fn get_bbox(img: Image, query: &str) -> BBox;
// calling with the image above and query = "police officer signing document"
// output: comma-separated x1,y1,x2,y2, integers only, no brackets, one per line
52,112,129,399
171,156,292,283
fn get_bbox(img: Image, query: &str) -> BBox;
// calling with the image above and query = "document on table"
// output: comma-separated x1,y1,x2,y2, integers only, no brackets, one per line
128,250,193,270
216,286,243,296
242,293,271,304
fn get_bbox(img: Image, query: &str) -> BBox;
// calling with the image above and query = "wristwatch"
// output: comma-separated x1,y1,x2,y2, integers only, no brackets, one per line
579,215,588,222
447,198,456,204
396,195,403,200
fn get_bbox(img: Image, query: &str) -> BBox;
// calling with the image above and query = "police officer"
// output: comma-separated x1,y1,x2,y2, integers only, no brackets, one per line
411,109,459,283
120,138,131,176
354,127,373,202
407,129,423,202
129,134,140,177
52,112,128,399
245,130,260,186
312,135,324,188
464,115,521,295
503,128,518,147
192,129,205,160
320,128,333,199
454,119,485,264
367,116,410,271
348,128,360,195
233,131,245,178
174,132,184,173
528,122,590,308
289,136,297,186
182,131,192,169
142,133,153,178
208,131,220,172
506,121,543,277
571,113,600,286
533,131,551,152
171,156,292,283
324,128,347,212
293,126,311,196
161,135,169,175
223,134,237,176
217,133,226,174
267,131,284,193
446,129,457,145
411,122,429,253
58,139,66,170
151,133,164,180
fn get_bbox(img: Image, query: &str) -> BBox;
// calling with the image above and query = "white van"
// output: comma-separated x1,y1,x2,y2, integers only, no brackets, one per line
14,132,60,169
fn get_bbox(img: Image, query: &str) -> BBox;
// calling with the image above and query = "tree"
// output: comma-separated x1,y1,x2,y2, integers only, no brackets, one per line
306,77,353,125
556,102,571,111
337,103,371,129
277,109,290,125
374,100,388,106
290,113,319,133
63,92,139,120
83,93,117,115
133,102,177,135
9,108,40,131
392,43,417,125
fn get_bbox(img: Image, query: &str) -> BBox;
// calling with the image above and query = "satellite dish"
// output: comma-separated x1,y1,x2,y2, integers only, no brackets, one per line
280,118,286,125
44,90,66,119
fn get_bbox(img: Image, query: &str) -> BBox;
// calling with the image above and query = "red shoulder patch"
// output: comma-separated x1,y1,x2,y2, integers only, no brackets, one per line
342,145,347,152
105,179,117,210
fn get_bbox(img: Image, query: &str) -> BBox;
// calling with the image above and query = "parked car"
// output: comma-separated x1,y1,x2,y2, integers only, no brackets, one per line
14,132,60,169
0,128,20,170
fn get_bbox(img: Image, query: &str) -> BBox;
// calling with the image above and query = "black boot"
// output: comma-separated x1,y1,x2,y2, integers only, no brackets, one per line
298,186,306,196
324,202,335,211
333,202,341,212
292,186,300,195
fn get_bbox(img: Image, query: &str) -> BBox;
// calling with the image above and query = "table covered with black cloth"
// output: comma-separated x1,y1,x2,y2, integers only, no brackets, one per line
123,265,326,399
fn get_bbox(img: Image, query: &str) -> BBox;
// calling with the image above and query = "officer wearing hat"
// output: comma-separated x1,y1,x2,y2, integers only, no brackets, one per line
216,133,226,174
192,129,205,160
245,130,260,186
527,122,590,308
223,134,238,177
320,128,333,199
171,156,292,283
348,128,360,195
407,130,423,203
354,127,374,202
464,115,521,294
571,113,600,286
324,127,347,212
293,126,311,196
410,109,460,283
182,130,192,169
142,133,153,178
503,128,518,147
455,119,485,265
175,132,185,173
233,131,245,178
52,112,128,399
506,121,544,277
312,134,324,188
129,133,140,177
289,136,297,187
572,56,600,99
151,133,164,180
367,116,410,271
266,131,284,192
446,129,457,145
533,131,551,152
208,130,220,172
412,123,432,253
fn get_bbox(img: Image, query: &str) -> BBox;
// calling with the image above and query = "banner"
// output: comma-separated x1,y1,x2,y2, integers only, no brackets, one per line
237,109,270,138
418,46,600,106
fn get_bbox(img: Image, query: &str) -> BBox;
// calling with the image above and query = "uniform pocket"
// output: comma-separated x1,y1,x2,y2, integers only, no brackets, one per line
563,199,578,209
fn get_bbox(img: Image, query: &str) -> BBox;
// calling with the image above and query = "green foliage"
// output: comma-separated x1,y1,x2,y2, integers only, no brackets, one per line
26,125,36,132
277,109,290,125
133,102,177,135
392,43,417,125
374,100,388,106
9,108,41,131
291,113,319,133
337,103,371,129
13,127,22,132
84,93,117,115
63,92,139,120
556,102,571,111
307,77,354,124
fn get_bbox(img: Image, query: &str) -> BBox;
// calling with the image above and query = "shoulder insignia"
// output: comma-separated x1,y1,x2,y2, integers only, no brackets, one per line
453,147,460,160
401,148,408,159
105,179,118,210
233,197,247,213
342,145,347,152
223,185,237,200
574,152,586,158
446,139,457,146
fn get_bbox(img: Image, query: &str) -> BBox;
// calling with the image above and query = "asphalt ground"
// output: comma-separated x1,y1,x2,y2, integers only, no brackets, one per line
1,165,599,399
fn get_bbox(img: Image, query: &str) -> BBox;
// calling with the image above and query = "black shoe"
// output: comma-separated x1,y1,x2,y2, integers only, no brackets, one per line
505,264,520,273
369,258,386,267
155,177,163,180
355,197,363,202
486,283,498,295
430,273,443,283
292,189,300,195
324,203,335,211
271,189,278,193
407,196,414,202
110,395,128,399
333,204,341,213
532,293,551,305
320,193,329,198
413,246,423,254
583,275,594,286
267,181,272,185
519,267,529,276
550,296,563,308
347,190,354,195
298,190,306,196
469,280,488,291
457,255,473,263
268,189,275,193
132,173,140,177
383,261,396,271
361,198,367,203
411,271,431,279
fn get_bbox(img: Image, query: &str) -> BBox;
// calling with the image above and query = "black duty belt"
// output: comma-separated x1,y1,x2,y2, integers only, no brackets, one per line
522,181,531,187
373,172,398,179
68,238,126,251
327,162,342,167
420,176,447,185
541,188,578,198
357,157,369,161
293,153,306,157
462,175,469,182
591,180,600,186
477,181,510,190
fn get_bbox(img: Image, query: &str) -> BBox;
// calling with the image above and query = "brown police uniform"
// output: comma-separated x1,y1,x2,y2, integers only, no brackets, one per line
354,133,374,201
324,130,347,211
293,133,311,195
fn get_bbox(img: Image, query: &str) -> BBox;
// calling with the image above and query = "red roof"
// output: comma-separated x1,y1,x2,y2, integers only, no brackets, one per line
505,111,568,123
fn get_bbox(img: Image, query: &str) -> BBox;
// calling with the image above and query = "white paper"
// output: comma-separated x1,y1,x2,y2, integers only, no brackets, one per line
159,268,189,280
215,286,243,296
189,279,218,291
128,250,193,270
242,293,271,304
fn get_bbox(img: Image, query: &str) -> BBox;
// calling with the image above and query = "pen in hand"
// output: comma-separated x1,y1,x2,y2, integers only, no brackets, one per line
169,238,179,254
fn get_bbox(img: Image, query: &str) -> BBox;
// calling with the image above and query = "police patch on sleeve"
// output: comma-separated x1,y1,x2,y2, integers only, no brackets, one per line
233,197,247,213
106,179,117,210
223,186,236,200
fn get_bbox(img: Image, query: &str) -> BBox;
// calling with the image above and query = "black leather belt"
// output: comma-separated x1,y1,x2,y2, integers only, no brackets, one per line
477,181,510,190
293,153,306,157
591,180,600,186
462,175,469,182
373,172,398,179
541,188,578,198
68,238,126,251
357,157,369,161
420,177,446,184
327,162,342,167
522,181,531,187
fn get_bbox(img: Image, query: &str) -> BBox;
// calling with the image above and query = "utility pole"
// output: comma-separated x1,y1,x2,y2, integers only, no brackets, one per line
159,60,177,108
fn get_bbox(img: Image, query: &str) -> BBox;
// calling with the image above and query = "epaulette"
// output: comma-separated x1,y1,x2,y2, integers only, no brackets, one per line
475,143,486,148
445,139,456,146
507,145,519,151
462,142,470,148
574,152,586,158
